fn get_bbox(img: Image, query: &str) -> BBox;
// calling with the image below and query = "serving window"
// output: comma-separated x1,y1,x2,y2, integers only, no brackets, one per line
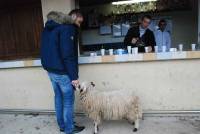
78,0,198,56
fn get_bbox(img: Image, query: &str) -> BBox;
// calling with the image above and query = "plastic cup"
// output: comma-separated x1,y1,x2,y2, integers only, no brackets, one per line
132,47,138,55
145,47,149,53
154,46,158,53
179,44,183,51
127,46,132,54
101,49,105,56
162,46,167,52
191,44,196,51
109,49,113,55
118,49,123,55
90,53,95,57
90,52,97,57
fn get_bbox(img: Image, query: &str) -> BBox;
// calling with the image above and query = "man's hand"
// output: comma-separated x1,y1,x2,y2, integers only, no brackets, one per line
148,46,153,52
72,80,79,87
131,38,138,44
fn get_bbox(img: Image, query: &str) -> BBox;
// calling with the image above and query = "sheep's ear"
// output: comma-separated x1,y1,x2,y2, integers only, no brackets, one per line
90,82,95,87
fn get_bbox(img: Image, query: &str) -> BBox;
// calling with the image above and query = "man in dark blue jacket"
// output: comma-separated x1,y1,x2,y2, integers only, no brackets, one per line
40,10,83,134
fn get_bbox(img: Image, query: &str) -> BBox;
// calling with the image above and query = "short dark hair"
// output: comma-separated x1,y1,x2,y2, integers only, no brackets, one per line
158,19,167,26
141,15,152,21
68,9,82,17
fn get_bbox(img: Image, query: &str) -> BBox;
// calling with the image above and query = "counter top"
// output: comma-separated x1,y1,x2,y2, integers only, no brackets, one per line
1,51,200,69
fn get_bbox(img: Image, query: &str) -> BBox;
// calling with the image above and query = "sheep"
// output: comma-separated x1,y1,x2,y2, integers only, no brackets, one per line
76,82,143,134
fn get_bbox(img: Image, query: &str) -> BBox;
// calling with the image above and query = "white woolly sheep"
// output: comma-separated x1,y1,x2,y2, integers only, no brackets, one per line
76,82,143,134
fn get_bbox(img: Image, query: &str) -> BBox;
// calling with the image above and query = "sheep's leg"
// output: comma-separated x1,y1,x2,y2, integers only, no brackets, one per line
133,118,139,132
94,117,101,134
94,122,99,134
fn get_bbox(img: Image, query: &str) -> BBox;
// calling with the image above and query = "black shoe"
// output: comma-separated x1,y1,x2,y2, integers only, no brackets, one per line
60,129,64,132
60,126,85,133
75,125,85,130
73,125,85,133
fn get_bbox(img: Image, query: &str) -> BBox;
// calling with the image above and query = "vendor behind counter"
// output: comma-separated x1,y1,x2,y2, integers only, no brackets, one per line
124,15,156,53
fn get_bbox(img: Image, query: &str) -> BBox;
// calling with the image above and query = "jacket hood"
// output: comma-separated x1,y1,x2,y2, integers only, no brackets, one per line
47,11,73,24
45,11,74,30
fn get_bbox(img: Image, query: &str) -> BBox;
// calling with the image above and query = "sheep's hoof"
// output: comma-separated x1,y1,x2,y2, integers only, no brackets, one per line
133,128,138,132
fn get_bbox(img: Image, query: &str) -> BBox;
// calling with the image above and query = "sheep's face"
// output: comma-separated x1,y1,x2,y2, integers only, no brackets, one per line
76,82,95,94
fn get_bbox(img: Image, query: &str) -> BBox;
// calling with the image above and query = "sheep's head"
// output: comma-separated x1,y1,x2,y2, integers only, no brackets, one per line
76,82,95,94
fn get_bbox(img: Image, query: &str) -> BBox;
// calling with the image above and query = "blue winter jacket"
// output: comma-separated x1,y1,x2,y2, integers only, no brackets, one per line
40,19,79,81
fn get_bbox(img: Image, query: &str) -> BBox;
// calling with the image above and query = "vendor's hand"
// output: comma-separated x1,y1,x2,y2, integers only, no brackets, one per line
148,46,153,52
72,80,79,87
131,38,138,44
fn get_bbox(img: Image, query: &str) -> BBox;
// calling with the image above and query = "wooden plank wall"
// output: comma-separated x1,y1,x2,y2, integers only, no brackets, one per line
0,0,43,60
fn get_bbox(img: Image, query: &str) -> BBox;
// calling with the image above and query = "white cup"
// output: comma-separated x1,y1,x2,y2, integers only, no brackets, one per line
154,46,158,53
191,44,196,51
109,49,113,55
132,47,138,55
118,49,123,55
90,52,97,57
90,53,95,57
162,45,167,52
179,44,183,51
170,48,177,52
101,49,105,56
145,47,149,53
127,46,132,54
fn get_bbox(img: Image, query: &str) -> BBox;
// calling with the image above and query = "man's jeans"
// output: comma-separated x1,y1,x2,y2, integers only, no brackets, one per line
48,72,74,134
